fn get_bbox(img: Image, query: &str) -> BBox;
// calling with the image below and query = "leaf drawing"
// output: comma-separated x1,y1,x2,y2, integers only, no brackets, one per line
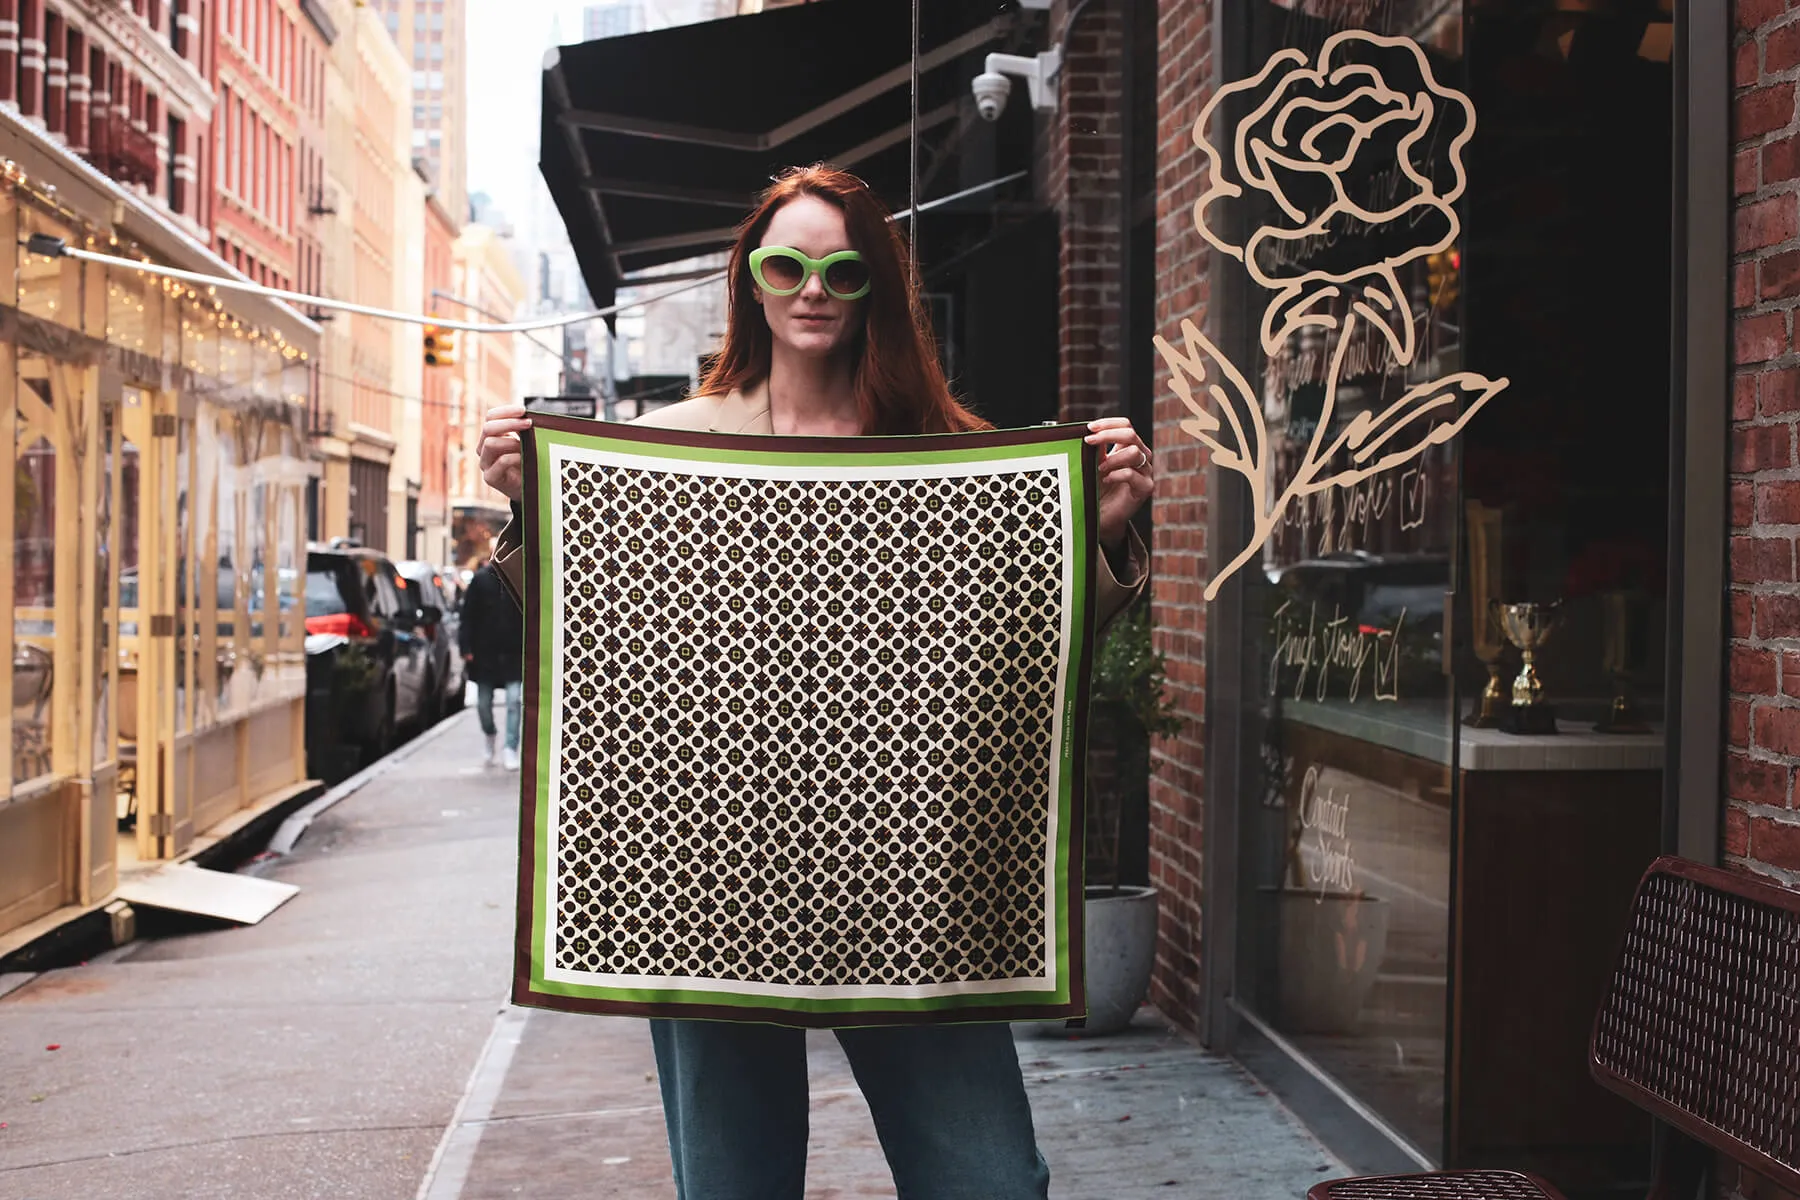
1299,369,1510,496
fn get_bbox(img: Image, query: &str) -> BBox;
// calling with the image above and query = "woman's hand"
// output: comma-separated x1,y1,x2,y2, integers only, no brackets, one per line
1086,417,1155,555
479,404,534,503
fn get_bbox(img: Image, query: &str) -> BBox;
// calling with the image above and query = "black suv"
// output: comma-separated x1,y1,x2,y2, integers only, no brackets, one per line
304,542,438,778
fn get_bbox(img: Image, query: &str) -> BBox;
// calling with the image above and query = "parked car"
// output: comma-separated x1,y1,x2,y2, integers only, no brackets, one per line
396,559,467,719
304,541,436,777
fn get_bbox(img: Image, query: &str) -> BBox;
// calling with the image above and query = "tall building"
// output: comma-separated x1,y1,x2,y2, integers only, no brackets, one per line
582,3,642,41
313,0,415,550
371,0,465,231
448,221,522,569
419,184,457,564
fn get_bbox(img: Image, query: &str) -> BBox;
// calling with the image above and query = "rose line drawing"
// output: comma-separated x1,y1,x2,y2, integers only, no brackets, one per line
1162,28,1509,602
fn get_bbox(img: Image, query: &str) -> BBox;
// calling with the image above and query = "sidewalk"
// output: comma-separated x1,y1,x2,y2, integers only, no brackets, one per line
0,704,1345,1200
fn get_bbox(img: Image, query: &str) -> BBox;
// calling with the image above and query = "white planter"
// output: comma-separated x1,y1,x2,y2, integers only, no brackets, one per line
1021,884,1159,1036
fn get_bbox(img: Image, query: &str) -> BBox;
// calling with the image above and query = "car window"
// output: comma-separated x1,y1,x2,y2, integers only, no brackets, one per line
375,565,403,618
358,558,387,619
306,568,350,616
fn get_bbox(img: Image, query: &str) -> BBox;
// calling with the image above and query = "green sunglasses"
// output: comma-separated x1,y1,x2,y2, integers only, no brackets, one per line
749,246,872,301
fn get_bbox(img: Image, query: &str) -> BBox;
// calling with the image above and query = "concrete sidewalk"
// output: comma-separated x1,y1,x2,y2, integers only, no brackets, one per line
0,705,1344,1199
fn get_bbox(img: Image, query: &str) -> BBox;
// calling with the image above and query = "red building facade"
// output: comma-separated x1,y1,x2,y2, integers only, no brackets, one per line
0,0,217,231
211,0,304,289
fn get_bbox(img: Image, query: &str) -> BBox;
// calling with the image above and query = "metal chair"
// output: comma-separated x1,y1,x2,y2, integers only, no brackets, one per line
1306,856,1800,1200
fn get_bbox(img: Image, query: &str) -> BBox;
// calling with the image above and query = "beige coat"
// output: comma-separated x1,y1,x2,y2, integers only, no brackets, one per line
488,378,1149,624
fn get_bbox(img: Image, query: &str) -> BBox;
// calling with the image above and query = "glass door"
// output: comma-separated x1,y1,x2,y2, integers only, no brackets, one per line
124,391,194,859
1220,1,1474,1167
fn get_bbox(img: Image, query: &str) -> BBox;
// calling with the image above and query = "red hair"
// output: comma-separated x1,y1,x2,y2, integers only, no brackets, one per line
694,164,990,436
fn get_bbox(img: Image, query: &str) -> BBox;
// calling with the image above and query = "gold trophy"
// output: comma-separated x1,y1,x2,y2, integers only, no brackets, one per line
1498,601,1562,735
1594,589,1652,733
1464,501,1509,728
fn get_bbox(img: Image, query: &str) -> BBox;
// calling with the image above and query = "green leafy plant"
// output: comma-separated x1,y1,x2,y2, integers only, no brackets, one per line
1087,596,1184,892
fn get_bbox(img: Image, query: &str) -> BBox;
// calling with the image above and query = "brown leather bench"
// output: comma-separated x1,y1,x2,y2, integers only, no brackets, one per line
1306,855,1800,1200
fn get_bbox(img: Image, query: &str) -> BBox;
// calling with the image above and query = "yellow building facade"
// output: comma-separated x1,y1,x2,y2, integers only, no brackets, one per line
0,116,319,950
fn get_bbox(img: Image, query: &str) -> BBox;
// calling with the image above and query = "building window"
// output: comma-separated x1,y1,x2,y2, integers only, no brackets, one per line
166,114,185,215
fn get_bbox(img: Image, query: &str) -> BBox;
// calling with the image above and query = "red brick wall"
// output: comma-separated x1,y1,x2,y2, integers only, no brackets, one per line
1146,0,1213,1036
1052,0,1124,426
1730,3,1800,1196
1731,0,1800,884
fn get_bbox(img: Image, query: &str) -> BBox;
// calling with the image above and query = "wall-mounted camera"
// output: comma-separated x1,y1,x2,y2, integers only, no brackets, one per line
970,50,1063,121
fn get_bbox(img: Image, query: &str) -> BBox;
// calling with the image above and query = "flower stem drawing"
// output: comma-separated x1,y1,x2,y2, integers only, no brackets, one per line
1163,29,1510,602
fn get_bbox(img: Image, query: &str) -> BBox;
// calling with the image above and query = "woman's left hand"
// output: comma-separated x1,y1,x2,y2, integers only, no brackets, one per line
1087,417,1156,554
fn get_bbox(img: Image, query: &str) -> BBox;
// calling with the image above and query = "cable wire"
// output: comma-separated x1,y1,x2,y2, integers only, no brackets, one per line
34,170,1029,339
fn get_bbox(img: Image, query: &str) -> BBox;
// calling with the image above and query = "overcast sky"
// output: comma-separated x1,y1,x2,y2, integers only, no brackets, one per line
464,1,587,241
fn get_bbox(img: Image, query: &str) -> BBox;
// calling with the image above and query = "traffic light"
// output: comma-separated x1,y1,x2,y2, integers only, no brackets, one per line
423,324,459,368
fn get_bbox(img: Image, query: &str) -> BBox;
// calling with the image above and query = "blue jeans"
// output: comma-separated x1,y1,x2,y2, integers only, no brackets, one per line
475,680,522,749
650,1018,1050,1200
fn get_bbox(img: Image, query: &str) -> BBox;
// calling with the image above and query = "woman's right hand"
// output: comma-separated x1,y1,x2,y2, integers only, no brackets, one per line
478,404,534,503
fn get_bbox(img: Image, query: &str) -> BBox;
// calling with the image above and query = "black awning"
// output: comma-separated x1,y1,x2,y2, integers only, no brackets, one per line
539,0,1028,314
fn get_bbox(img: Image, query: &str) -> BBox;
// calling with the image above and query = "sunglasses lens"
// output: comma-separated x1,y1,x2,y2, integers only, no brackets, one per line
758,251,806,292
824,258,870,297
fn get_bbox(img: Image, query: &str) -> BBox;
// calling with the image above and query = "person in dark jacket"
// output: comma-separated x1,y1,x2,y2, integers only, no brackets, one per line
458,560,525,769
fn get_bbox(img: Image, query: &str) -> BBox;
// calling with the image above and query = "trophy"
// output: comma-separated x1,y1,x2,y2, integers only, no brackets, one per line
1594,589,1653,733
1498,601,1562,735
1464,501,1509,728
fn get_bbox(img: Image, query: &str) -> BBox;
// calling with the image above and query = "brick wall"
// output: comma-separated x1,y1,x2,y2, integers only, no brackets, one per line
1052,0,1124,427
1731,3,1800,1197
1145,0,1213,1036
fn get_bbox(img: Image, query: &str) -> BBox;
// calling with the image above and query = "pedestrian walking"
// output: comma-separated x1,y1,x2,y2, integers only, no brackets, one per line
458,559,524,770
474,164,1155,1199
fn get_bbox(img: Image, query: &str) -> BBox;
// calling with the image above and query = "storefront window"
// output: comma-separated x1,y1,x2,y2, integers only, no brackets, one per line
215,412,244,716
247,474,270,702
119,427,142,768
14,363,59,784
93,396,116,768
278,484,301,680
175,417,193,733
192,408,218,730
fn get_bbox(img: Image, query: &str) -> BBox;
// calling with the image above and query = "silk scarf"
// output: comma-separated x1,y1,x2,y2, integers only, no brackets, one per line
514,416,1097,1026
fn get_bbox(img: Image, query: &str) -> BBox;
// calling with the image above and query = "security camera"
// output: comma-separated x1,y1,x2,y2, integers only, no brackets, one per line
971,51,1063,120
972,71,1012,122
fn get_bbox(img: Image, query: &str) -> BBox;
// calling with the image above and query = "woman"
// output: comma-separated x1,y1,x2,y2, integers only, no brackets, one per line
476,165,1156,1199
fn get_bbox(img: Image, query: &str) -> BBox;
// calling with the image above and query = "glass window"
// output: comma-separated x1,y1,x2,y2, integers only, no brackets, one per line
214,414,240,715
93,396,116,769
175,417,193,733
306,566,348,616
13,362,58,783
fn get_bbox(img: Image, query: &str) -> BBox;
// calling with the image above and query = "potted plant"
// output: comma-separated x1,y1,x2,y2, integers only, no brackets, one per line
1028,596,1183,1035
1257,765,1390,1035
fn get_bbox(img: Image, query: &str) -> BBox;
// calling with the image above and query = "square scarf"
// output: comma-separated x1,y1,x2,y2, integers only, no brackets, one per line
514,416,1098,1026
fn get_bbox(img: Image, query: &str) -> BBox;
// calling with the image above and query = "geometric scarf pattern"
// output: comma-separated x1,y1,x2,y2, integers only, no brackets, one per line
514,417,1095,1026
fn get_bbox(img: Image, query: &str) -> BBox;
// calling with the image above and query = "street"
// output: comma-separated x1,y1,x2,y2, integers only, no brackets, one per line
0,702,1345,1200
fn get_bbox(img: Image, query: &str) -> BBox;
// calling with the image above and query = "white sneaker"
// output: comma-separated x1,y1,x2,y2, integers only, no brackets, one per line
483,734,497,766
504,746,520,771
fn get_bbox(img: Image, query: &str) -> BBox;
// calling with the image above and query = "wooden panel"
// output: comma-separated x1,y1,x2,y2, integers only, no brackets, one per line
0,784,71,935
81,770,117,904
189,722,242,836
1449,769,1661,1187
243,701,300,801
